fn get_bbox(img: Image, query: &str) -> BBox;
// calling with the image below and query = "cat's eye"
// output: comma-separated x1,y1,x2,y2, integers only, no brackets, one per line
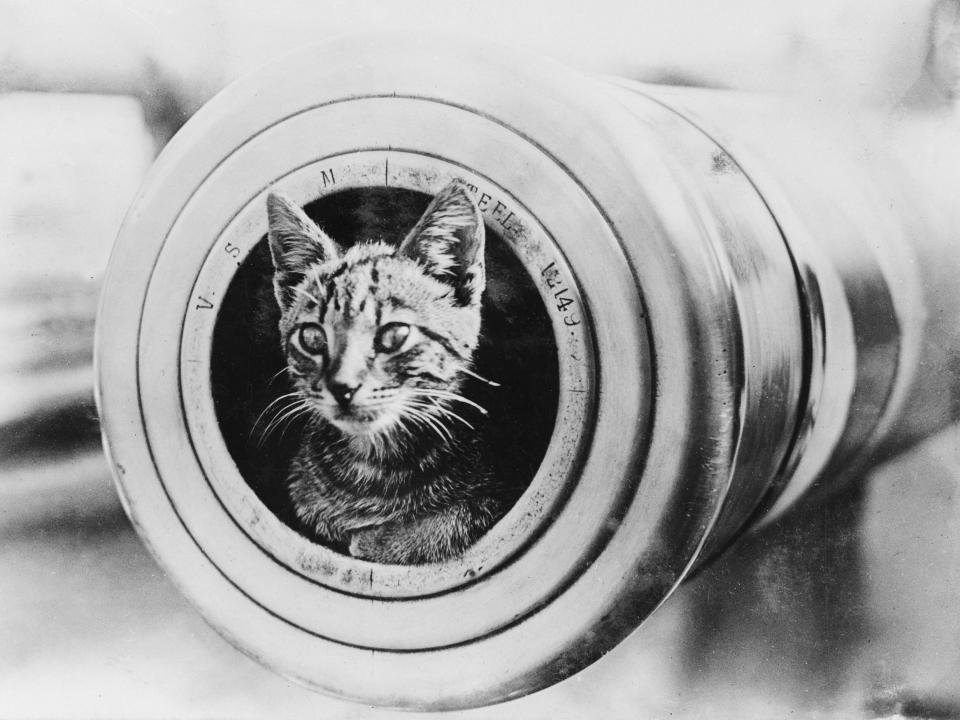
375,322,411,354
297,323,327,355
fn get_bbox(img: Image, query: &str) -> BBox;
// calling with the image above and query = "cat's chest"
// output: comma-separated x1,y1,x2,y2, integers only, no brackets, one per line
292,451,429,521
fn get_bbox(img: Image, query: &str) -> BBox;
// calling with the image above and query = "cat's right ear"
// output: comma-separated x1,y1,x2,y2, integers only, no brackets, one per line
267,193,340,308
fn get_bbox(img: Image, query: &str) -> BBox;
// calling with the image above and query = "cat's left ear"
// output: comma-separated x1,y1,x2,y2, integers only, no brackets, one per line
399,181,486,306
267,193,340,308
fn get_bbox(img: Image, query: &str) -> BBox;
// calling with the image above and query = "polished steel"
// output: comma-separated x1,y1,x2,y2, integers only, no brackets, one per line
95,35,960,709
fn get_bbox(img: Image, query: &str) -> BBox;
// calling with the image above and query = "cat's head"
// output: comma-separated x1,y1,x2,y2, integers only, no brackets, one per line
267,181,486,445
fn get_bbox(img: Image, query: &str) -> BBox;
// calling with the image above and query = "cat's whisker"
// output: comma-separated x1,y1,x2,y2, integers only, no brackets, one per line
294,285,320,304
253,391,303,422
400,404,439,435
392,410,434,452
273,402,314,442
433,408,474,431
410,414,451,446
402,403,453,444
424,400,476,431
407,398,475,431
408,389,488,415
275,403,314,444
257,398,311,447
392,414,418,444
425,417,454,445
250,391,306,439
257,407,295,447
267,366,294,386
460,366,501,387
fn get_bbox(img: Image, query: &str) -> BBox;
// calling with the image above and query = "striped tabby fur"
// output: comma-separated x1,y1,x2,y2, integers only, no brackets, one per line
266,182,502,564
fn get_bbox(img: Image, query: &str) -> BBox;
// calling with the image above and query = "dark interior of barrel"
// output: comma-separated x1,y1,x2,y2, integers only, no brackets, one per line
210,187,559,552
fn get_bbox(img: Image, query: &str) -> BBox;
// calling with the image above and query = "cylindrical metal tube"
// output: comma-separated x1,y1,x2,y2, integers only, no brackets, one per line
95,36,960,709
633,83,960,523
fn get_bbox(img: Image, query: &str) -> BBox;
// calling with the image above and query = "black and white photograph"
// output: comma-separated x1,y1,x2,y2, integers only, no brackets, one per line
2,1,960,718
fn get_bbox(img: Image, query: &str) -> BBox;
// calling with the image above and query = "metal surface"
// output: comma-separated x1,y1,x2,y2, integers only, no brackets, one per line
95,35,960,708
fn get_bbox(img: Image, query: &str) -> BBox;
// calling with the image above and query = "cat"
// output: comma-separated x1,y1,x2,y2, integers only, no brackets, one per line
265,181,504,565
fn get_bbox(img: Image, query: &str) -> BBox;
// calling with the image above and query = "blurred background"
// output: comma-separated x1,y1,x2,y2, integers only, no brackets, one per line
1,1,959,718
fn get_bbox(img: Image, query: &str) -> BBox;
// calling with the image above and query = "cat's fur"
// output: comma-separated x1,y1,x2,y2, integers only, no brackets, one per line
266,182,503,564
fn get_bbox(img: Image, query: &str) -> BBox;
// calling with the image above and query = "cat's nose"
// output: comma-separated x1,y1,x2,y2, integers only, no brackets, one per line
328,381,360,408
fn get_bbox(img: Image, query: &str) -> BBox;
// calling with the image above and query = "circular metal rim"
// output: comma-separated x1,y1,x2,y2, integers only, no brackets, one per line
134,95,639,652
606,81,808,555
97,49,649,688
95,34,805,708
178,146,597,600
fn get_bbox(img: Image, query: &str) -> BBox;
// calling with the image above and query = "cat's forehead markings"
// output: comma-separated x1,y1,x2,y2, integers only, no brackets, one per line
355,288,375,320
352,265,379,317
326,260,351,283
323,264,376,322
